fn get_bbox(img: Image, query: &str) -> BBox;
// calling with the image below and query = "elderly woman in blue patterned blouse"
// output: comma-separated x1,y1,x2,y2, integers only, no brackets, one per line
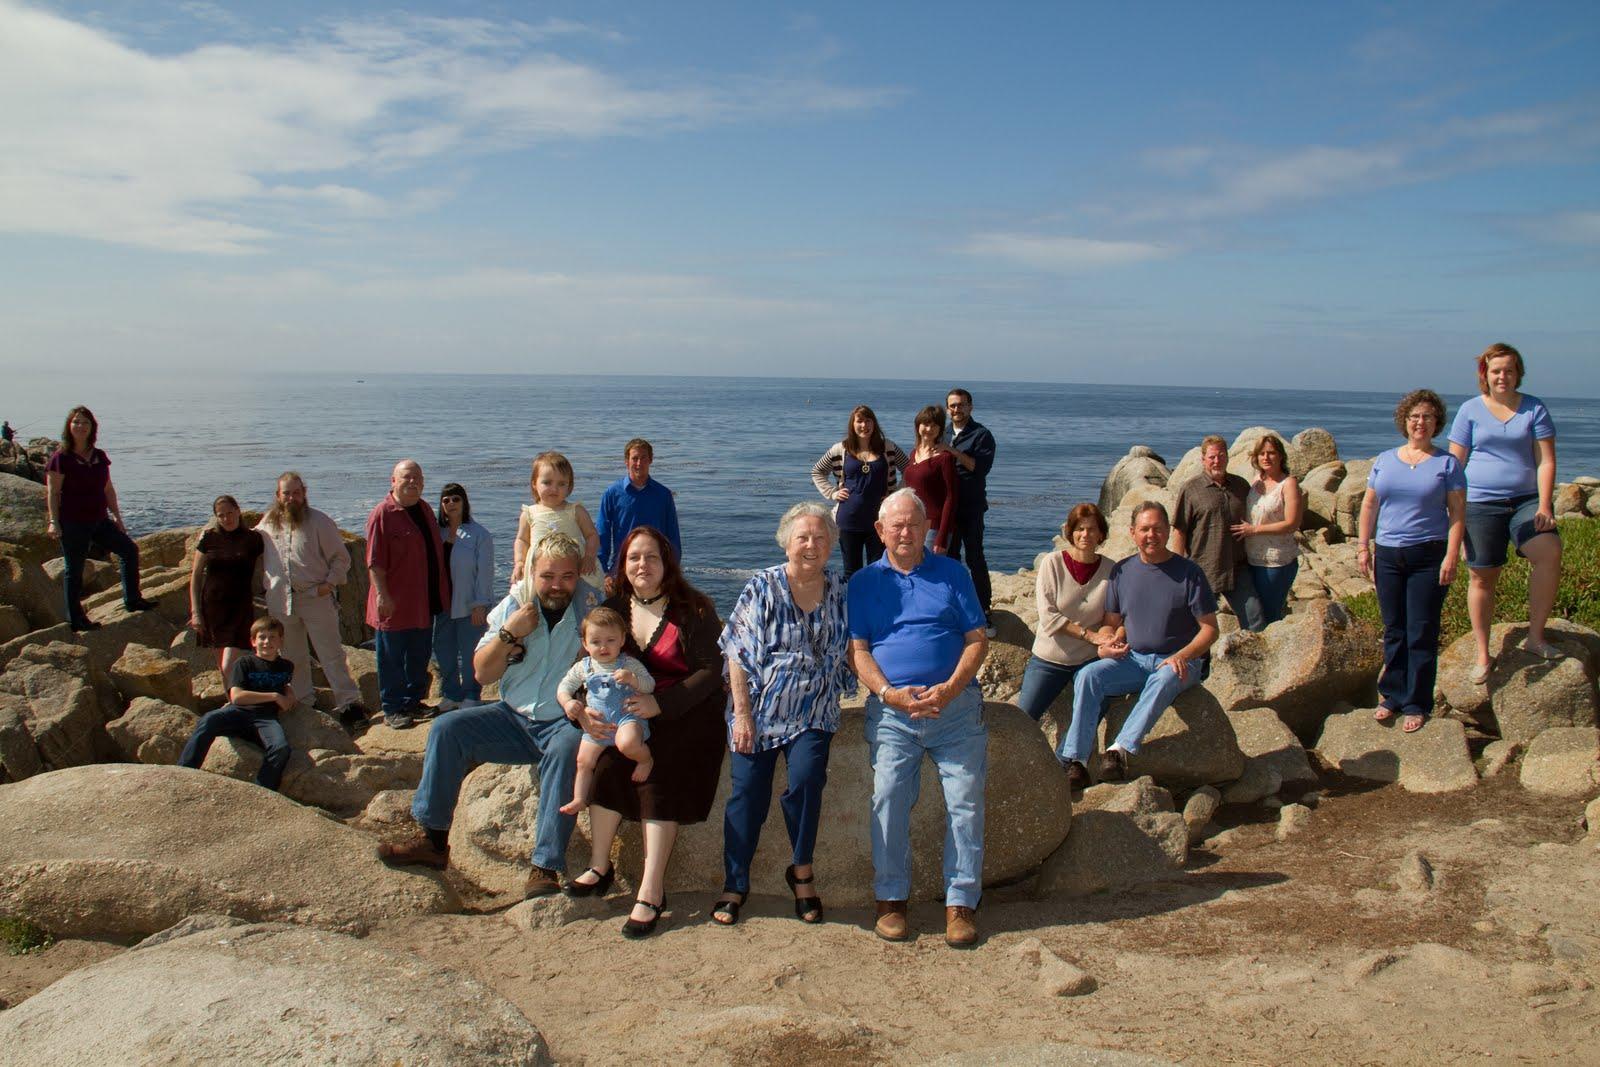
711,501,855,926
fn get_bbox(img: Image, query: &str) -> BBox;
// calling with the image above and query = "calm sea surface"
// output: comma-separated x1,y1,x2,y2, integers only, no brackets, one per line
7,373,1599,612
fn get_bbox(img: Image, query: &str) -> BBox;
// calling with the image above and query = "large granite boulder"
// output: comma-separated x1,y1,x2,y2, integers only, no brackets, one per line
1098,686,1246,788
448,702,1074,906
0,641,120,772
1037,776,1187,896
109,642,196,711
0,694,45,782
0,764,457,937
0,542,65,631
105,696,196,764
0,471,52,554
0,921,548,1065
1315,710,1477,793
1332,458,1374,537
1204,599,1382,740
1518,727,1600,798
1222,707,1318,803
1292,428,1340,476
1435,621,1600,742
1098,450,1171,516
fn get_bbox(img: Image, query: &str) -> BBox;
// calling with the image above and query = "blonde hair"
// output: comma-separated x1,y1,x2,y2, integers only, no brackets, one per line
531,451,575,492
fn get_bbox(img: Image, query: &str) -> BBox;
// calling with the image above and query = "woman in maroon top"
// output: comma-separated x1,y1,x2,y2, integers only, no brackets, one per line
188,494,265,676
43,406,156,631
902,405,960,554
564,526,726,939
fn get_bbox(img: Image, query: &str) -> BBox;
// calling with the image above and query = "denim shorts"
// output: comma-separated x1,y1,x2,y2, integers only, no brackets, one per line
1464,494,1558,569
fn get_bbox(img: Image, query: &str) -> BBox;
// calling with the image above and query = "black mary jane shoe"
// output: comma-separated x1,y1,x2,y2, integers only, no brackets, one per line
563,865,615,899
711,890,747,926
621,896,665,940
125,597,159,613
785,865,823,924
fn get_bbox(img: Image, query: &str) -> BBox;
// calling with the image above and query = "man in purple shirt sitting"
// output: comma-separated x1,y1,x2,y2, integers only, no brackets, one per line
1057,501,1219,788
848,488,989,949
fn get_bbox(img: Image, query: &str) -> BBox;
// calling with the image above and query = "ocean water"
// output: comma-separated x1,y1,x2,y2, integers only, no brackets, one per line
7,372,1599,612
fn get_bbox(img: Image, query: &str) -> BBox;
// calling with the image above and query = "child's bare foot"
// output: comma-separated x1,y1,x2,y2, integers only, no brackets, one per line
559,798,589,815
630,758,653,783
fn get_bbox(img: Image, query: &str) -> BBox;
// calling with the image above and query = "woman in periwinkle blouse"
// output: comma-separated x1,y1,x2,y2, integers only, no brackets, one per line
710,501,853,926
1447,343,1562,682
432,482,494,712
1357,389,1467,733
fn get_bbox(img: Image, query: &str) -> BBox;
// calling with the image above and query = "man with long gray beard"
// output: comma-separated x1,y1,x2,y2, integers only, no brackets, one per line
256,471,368,733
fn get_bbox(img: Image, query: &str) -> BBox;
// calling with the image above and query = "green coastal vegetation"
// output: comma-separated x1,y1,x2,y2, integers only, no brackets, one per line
1343,515,1600,646
0,914,54,956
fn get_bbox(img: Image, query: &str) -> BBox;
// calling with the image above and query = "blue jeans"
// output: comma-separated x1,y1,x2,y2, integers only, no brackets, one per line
1058,651,1206,763
58,518,142,624
865,687,986,908
1245,559,1299,630
722,728,833,894
411,702,583,871
431,614,486,702
1015,655,1086,722
375,627,432,712
1223,565,1263,632
178,704,291,791
1374,540,1447,717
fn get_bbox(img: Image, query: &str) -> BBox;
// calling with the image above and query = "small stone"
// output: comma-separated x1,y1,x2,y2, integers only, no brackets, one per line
1297,790,1322,808
1275,803,1311,840
1472,920,1496,933
503,894,611,931
1508,963,1571,997
1262,796,1284,810
1013,936,1097,997
1182,786,1221,845
1480,740,1522,778
1395,851,1436,895
1344,950,1401,982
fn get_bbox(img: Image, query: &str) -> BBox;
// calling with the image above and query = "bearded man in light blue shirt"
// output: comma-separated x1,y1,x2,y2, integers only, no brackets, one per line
379,532,603,899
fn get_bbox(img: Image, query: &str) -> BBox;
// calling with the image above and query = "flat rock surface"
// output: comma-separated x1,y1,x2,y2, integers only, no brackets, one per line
1519,727,1600,798
0,922,547,1065
1315,710,1478,793
0,764,458,937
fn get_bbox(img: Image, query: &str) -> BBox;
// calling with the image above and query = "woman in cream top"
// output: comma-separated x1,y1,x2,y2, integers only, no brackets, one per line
1017,502,1121,722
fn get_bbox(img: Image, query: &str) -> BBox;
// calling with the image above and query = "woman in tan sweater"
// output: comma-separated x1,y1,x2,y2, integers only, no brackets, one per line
1017,503,1122,723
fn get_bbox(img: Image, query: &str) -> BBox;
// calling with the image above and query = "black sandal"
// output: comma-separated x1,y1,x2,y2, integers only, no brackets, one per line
563,865,614,898
621,896,665,939
711,890,746,926
785,865,823,924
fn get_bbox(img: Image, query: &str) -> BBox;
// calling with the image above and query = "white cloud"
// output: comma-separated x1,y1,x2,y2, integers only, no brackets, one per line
0,1,901,254
1513,210,1600,245
960,232,1173,271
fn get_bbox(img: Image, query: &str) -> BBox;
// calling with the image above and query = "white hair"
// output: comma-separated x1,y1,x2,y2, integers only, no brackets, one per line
877,487,926,523
776,501,838,549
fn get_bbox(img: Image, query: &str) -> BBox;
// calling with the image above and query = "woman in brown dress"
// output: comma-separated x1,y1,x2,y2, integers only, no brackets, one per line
188,494,264,676
563,525,726,938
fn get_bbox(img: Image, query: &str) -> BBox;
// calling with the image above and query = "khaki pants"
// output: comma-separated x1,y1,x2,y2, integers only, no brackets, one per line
275,589,359,708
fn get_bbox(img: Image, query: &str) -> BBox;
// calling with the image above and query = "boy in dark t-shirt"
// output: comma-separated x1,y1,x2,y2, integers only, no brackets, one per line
178,616,296,791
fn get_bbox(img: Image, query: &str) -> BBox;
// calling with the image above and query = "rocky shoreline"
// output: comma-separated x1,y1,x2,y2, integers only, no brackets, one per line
1,426,1597,1063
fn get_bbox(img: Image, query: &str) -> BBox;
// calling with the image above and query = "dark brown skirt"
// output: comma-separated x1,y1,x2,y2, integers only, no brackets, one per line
590,690,726,824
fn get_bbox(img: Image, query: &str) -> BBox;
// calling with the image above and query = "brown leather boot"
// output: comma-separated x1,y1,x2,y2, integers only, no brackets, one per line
945,905,978,949
874,899,909,942
377,834,449,869
523,865,562,899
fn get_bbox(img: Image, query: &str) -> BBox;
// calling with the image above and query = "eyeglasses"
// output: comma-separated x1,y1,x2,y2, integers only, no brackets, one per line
1406,414,1437,424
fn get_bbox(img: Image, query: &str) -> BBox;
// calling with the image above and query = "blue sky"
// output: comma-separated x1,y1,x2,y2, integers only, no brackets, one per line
2,0,1597,393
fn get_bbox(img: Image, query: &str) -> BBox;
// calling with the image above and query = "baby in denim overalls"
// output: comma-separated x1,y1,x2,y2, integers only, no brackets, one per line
558,607,655,815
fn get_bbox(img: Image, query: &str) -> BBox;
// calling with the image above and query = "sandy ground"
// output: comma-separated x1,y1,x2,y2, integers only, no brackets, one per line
4,774,1596,1065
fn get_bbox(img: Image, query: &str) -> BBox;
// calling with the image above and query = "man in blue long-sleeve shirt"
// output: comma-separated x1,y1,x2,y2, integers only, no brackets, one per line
596,438,682,572
945,388,997,635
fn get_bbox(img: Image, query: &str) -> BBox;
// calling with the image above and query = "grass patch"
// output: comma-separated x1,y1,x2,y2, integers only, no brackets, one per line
0,915,54,957
1343,514,1600,647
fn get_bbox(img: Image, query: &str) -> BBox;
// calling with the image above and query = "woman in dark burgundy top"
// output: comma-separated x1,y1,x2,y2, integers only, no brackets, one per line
43,406,156,631
565,526,726,938
902,404,960,554
188,494,265,676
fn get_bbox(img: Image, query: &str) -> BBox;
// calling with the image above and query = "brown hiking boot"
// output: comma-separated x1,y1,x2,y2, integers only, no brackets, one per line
1062,759,1090,790
874,899,909,942
945,905,978,949
524,865,562,899
1096,747,1128,782
377,834,449,869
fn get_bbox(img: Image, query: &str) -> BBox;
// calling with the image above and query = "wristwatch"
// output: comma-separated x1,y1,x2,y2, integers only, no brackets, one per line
496,627,519,645
877,683,893,702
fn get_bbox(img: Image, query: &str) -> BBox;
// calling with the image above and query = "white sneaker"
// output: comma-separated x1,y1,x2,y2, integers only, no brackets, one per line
434,698,460,713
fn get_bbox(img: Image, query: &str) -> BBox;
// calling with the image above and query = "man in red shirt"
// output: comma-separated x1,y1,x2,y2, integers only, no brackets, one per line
366,459,450,729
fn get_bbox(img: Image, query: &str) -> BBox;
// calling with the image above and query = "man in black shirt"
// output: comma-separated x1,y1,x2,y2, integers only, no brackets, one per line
945,388,998,635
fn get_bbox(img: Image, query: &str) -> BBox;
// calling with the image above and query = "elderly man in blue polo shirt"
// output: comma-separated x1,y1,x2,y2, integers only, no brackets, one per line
848,488,990,949
378,532,604,899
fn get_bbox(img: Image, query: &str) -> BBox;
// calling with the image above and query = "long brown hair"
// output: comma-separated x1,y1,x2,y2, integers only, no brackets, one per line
610,526,715,621
60,406,98,453
843,404,886,458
